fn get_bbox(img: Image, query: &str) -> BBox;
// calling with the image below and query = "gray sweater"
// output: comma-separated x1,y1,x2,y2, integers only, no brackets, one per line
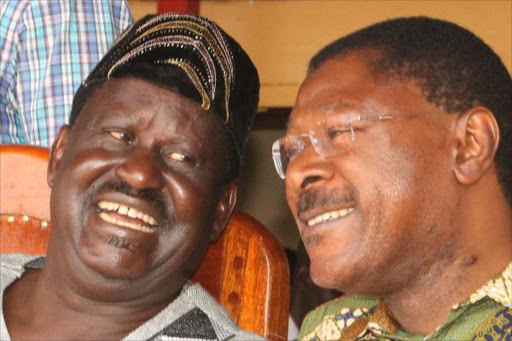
0,254,262,341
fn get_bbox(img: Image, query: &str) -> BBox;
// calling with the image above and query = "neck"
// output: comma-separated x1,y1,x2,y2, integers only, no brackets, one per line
383,181,512,335
12,247,185,340
12,266,178,340
382,255,510,335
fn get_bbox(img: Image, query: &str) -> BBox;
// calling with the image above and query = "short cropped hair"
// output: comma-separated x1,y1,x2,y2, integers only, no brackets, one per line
310,16,512,204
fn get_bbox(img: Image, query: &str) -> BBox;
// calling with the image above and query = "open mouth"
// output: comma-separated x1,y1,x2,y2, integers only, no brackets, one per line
306,207,355,227
96,201,158,233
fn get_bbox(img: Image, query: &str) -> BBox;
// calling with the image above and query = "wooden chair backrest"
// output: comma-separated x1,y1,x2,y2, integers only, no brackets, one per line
0,144,289,340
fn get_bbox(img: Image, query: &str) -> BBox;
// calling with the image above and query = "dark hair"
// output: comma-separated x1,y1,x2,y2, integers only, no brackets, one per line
310,16,512,204
69,65,239,183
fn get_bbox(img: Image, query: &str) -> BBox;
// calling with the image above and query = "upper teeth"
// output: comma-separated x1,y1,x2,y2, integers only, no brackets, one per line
97,201,158,226
307,207,354,227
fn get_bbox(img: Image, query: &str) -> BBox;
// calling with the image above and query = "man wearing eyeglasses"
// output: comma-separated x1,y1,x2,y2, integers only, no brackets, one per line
273,17,511,340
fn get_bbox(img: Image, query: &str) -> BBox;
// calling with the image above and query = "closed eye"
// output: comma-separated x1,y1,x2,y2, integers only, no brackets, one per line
327,126,351,139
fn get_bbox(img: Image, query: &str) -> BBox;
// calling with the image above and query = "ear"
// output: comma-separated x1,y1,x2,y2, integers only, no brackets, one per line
47,125,70,188
210,181,237,242
453,107,500,185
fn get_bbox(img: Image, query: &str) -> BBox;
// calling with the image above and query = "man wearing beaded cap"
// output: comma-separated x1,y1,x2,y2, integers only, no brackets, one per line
272,17,511,340
1,13,260,341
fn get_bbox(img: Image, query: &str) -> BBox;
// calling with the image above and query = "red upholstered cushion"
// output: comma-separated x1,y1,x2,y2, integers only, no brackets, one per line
0,214,51,255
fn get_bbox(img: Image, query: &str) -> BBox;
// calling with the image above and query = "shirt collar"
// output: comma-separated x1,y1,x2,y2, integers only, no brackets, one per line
454,261,512,309
362,262,512,339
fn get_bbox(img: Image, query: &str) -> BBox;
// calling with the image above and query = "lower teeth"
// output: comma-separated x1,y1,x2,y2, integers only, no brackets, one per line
98,212,154,233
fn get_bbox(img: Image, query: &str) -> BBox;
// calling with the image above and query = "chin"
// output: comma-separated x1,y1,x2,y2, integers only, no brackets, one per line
80,247,153,281
92,263,148,280
309,260,345,291
308,254,366,293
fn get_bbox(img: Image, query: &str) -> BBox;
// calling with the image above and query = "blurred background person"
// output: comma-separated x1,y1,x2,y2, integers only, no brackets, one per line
0,0,133,146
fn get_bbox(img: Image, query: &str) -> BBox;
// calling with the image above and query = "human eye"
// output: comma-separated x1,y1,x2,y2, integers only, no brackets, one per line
167,152,192,163
282,137,303,159
323,114,352,140
163,150,196,167
100,128,134,149
285,144,301,157
327,125,352,139
108,130,132,142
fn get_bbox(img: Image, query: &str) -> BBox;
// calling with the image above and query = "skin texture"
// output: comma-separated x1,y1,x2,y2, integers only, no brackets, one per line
285,50,512,334
4,77,237,340
290,242,340,327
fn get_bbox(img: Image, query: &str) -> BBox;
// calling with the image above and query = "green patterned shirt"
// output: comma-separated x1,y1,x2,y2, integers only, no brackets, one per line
300,263,511,341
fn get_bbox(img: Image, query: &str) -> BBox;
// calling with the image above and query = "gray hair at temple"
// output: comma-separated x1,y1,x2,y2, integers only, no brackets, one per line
69,13,260,182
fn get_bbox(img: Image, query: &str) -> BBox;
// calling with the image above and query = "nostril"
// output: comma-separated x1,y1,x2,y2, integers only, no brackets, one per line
301,175,322,189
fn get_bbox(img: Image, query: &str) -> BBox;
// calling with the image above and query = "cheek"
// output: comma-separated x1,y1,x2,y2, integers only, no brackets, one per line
165,172,219,211
163,173,223,242
349,134,426,244
356,132,451,255
358,126,433,206
154,205,214,278
51,146,117,226
58,140,117,186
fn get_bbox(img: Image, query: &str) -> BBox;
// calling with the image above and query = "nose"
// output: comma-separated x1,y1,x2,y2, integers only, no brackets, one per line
285,145,334,191
114,148,165,190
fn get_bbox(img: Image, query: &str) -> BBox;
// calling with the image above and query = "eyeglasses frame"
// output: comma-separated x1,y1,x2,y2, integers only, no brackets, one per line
272,112,440,179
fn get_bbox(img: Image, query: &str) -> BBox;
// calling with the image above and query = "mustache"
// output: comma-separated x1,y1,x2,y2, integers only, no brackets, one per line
297,188,357,216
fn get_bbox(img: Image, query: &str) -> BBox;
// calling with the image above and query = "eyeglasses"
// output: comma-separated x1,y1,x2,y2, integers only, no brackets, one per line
272,111,439,179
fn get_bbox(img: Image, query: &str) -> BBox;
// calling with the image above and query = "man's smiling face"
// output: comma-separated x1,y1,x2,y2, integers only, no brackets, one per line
285,51,460,295
47,77,233,284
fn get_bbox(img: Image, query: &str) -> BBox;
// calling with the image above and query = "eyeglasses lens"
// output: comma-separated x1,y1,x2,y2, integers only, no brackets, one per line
272,114,355,179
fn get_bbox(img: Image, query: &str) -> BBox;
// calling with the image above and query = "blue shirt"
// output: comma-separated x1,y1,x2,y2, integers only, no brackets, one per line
0,0,133,146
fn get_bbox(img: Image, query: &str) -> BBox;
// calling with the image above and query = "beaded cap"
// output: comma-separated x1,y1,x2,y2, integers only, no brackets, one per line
72,13,259,162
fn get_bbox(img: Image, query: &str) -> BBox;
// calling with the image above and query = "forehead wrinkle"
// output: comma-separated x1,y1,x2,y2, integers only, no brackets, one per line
313,98,368,117
287,52,392,132
287,98,367,134
86,100,155,131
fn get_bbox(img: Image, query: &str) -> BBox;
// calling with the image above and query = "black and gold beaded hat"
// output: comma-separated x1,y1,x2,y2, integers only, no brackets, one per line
71,13,259,164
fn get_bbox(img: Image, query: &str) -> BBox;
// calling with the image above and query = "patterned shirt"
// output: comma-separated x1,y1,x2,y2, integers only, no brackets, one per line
300,262,512,341
0,0,133,146
0,254,262,341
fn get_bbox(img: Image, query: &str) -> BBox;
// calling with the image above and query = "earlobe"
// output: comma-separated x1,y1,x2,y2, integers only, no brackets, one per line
453,107,500,185
210,182,237,242
47,125,70,188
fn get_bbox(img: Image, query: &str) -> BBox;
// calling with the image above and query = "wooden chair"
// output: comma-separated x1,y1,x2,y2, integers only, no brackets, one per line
0,144,289,340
